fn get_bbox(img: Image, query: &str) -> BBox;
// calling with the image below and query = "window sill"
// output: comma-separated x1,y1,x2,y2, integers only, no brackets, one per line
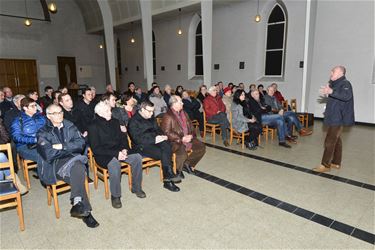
257,76,285,82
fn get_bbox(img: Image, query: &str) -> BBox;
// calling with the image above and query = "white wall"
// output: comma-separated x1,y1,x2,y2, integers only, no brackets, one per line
0,0,107,94
307,0,375,123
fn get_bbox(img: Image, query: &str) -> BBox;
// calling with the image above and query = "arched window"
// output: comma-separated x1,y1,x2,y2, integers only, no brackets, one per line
265,4,287,76
117,38,122,76
152,31,156,76
195,21,203,76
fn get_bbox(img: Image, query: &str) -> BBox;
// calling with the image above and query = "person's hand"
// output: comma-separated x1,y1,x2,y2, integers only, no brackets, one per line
118,151,126,161
120,125,127,133
155,135,168,144
249,117,257,123
278,109,284,116
217,111,221,114
121,149,127,156
182,135,193,143
52,144,63,150
82,131,88,137
320,84,333,96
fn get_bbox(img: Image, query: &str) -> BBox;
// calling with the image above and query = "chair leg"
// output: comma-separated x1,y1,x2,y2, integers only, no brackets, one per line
103,170,109,200
127,166,132,191
93,164,98,190
84,177,89,198
47,186,52,206
212,129,216,144
172,154,177,174
24,163,31,189
203,127,206,142
271,129,275,140
258,134,261,145
16,193,25,231
241,133,245,149
159,163,163,182
52,185,60,219
229,130,233,146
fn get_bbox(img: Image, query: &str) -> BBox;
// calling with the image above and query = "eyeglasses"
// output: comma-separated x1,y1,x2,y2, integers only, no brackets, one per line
144,108,154,113
47,111,63,116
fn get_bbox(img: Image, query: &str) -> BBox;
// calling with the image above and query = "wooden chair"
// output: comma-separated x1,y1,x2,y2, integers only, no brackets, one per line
17,154,37,189
47,178,89,218
87,147,94,172
156,117,163,126
202,110,221,144
290,99,309,128
127,135,163,181
191,119,200,135
229,111,250,149
0,143,25,231
92,157,131,200
262,125,276,143
281,100,288,111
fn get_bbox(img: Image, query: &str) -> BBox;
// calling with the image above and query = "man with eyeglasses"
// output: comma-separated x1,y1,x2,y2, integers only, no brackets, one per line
37,104,99,228
128,100,182,192
11,97,46,163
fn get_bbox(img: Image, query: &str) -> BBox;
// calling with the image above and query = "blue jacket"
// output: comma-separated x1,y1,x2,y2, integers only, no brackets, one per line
37,119,86,185
324,76,355,126
10,112,46,148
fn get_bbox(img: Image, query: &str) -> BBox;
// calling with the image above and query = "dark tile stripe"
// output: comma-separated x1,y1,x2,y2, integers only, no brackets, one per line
204,143,375,192
194,169,375,245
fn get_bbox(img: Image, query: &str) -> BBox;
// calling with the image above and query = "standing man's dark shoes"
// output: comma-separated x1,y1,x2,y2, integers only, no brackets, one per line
111,196,122,208
70,202,89,218
82,213,99,228
163,181,180,192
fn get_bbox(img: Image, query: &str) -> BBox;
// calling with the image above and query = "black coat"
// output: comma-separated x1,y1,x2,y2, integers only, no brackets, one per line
88,116,132,167
0,100,13,119
247,97,271,123
324,76,355,126
182,98,201,120
37,119,85,185
4,108,21,133
128,112,163,149
62,107,80,128
75,100,95,133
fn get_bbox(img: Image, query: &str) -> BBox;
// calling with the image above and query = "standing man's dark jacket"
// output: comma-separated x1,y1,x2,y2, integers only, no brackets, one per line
88,116,133,167
128,112,163,151
62,107,80,127
324,76,355,126
37,119,86,185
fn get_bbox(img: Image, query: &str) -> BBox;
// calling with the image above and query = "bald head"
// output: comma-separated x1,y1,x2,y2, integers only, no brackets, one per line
330,65,346,81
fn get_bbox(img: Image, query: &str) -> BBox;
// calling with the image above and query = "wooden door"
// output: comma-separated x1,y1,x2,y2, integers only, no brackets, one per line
0,59,17,90
14,60,38,94
0,59,38,95
57,56,77,87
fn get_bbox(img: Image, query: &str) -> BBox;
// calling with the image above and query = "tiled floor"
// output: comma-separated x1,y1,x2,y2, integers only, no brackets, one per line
1,120,374,249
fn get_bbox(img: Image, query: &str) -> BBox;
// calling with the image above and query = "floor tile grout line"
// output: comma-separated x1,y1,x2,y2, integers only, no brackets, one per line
193,170,375,245
204,143,375,192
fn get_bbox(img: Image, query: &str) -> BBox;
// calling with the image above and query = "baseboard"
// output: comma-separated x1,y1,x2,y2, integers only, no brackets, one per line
314,117,375,127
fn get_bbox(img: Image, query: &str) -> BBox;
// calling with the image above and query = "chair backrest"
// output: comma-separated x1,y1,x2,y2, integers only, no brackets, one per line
0,143,15,181
290,99,297,112
281,100,288,111
127,135,133,149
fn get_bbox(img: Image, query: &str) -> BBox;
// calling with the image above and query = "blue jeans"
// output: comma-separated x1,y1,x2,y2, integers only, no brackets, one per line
17,144,39,163
208,112,230,141
261,114,289,142
0,152,10,180
283,111,302,135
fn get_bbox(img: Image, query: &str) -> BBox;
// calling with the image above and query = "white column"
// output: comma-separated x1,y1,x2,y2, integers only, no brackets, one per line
201,0,213,85
301,0,312,112
97,0,116,89
140,0,153,90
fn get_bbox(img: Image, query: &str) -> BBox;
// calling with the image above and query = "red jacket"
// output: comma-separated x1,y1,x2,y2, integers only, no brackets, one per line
274,91,285,102
203,95,226,119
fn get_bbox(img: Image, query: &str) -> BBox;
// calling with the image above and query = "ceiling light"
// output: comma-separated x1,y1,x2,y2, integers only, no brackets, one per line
48,2,57,14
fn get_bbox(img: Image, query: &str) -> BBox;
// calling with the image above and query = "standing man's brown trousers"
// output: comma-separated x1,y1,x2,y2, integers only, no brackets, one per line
321,126,343,167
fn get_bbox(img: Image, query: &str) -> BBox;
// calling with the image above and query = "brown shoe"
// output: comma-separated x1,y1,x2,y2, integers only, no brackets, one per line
312,165,330,173
286,136,297,144
299,128,312,136
223,140,230,147
330,163,341,169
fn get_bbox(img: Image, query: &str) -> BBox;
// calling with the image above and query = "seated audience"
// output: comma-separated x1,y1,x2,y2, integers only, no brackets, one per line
75,88,95,137
4,95,25,132
270,83,285,102
232,90,261,150
248,90,292,148
161,95,206,178
90,86,100,105
26,90,43,113
203,86,230,146
134,87,147,105
37,104,99,228
11,97,46,162
148,86,168,118
106,83,121,99
147,82,158,96
128,101,181,192
88,102,145,208
196,85,208,104
102,93,132,132
257,84,267,102
3,87,14,102
238,82,245,90
217,81,224,97
175,85,184,97
0,89,14,119
249,84,256,93
39,86,54,112
221,87,232,121
264,86,312,139
0,118,28,194
58,86,68,94
52,91,62,105
163,85,172,106
181,90,204,136
58,93,79,126
228,82,234,89
124,82,136,97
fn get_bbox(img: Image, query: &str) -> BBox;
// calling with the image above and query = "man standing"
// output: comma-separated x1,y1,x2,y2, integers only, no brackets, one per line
161,95,206,179
37,104,99,228
75,88,95,137
313,66,354,172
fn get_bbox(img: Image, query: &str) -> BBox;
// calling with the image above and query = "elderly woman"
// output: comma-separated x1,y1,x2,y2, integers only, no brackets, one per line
148,86,168,118
163,85,172,106
203,86,230,146
88,101,145,209
232,90,261,150
181,90,204,135
221,87,232,121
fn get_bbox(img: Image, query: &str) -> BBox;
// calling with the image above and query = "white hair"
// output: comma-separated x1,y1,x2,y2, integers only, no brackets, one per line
13,94,25,105
208,86,217,93
46,104,61,114
94,101,110,118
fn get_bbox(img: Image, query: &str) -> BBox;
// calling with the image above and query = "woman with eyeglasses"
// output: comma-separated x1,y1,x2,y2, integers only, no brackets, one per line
10,97,46,163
